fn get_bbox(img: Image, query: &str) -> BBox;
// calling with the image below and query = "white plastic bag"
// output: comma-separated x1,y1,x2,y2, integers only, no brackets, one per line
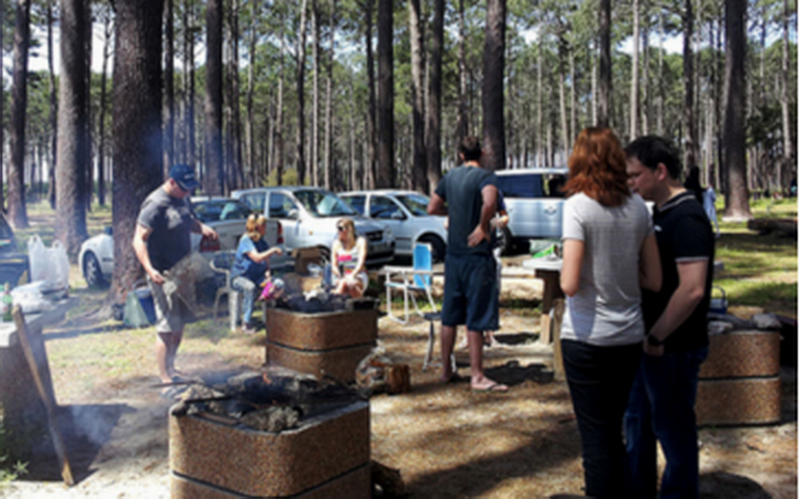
27,235,70,291
11,281,55,314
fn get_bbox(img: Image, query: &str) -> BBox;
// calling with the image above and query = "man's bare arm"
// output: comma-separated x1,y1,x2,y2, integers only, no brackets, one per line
645,259,708,355
132,224,164,285
427,193,447,216
467,184,497,247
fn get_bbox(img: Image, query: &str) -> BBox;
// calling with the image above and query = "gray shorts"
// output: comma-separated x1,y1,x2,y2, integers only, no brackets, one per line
148,276,193,334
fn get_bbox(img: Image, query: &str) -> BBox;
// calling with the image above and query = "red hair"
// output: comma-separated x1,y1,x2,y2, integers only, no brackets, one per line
564,127,630,207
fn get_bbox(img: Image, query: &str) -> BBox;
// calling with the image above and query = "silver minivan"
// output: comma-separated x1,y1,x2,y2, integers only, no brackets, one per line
231,187,395,266
495,168,568,253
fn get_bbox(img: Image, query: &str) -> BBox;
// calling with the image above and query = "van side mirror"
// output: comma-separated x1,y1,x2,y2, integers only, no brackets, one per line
287,209,299,220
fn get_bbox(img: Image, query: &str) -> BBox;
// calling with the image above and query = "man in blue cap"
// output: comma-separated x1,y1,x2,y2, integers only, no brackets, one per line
132,164,218,390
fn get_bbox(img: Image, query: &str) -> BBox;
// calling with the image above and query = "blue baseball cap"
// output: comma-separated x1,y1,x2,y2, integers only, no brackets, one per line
169,164,201,191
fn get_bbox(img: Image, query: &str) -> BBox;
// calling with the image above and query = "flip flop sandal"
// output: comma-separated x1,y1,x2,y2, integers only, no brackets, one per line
471,382,508,393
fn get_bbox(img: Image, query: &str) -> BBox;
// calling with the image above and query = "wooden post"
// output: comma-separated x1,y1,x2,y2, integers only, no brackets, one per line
12,306,74,486
551,298,566,381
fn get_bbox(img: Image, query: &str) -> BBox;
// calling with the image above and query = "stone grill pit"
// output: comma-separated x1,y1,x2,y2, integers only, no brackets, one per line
169,369,371,498
266,295,379,383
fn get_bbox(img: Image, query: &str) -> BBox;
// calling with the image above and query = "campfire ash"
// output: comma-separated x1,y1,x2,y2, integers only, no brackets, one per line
169,368,366,432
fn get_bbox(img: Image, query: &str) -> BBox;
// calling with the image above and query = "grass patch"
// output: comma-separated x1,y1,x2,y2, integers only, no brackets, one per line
713,219,797,317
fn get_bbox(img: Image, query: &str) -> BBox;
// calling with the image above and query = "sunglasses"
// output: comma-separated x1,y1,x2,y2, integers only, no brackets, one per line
337,225,346,232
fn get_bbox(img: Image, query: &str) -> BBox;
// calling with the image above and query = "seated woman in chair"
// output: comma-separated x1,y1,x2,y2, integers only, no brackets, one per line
231,214,283,334
331,218,368,298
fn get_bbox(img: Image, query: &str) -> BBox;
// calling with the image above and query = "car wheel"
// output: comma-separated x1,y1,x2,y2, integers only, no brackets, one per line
84,252,108,289
420,235,446,263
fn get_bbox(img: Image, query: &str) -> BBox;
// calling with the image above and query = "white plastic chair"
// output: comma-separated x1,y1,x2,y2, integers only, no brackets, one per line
210,250,266,332
383,243,438,324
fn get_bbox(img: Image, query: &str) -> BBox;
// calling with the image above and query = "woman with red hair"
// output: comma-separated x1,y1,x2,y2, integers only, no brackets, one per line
559,128,661,498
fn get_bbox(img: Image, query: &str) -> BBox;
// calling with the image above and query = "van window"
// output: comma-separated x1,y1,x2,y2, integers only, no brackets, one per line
496,174,544,199
496,173,567,199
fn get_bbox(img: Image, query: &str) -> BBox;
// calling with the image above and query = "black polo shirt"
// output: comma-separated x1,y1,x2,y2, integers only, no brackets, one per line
642,190,715,353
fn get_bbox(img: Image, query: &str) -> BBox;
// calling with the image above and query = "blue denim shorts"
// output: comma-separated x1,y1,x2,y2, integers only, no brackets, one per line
441,253,499,332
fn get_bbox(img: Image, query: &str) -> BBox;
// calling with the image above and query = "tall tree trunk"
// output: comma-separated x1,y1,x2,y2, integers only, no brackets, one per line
8,0,32,228
56,0,90,256
182,0,196,165
323,0,336,191
538,41,544,165
97,8,112,206
83,0,92,211
276,7,285,186
46,0,57,209
164,0,174,173
641,0,650,135
205,0,224,195
225,0,244,193
296,0,309,185
780,0,794,192
657,8,664,135
630,0,640,139
455,0,468,161
722,0,750,220
482,0,505,171
557,36,569,157
376,0,393,187
682,0,698,170
364,0,377,189
311,0,319,186
426,0,443,191
569,46,576,147
112,0,165,304
409,0,426,192
349,81,359,190
597,0,611,127
246,0,257,188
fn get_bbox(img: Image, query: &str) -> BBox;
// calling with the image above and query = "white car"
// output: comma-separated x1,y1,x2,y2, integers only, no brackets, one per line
339,190,448,262
231,187,395,267
79,197,291,288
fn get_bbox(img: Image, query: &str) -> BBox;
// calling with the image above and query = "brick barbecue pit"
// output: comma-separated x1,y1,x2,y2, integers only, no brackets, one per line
265,295,379,383
169,369,371,498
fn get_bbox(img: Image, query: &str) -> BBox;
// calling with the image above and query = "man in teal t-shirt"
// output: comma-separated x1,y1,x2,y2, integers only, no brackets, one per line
427,136,507,393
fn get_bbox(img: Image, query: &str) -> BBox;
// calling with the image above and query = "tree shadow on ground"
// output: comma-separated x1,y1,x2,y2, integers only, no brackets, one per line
699,471,772,498
43,323,127,342
404,415,582,497
485,360,555,385
19,403,134,484
493,331,539,346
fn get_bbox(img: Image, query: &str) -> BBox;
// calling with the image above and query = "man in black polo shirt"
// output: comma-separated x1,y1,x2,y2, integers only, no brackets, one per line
624,136,714,499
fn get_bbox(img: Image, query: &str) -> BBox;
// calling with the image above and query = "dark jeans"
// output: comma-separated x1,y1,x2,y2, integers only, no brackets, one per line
624,346,709,499
561,339,642,499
